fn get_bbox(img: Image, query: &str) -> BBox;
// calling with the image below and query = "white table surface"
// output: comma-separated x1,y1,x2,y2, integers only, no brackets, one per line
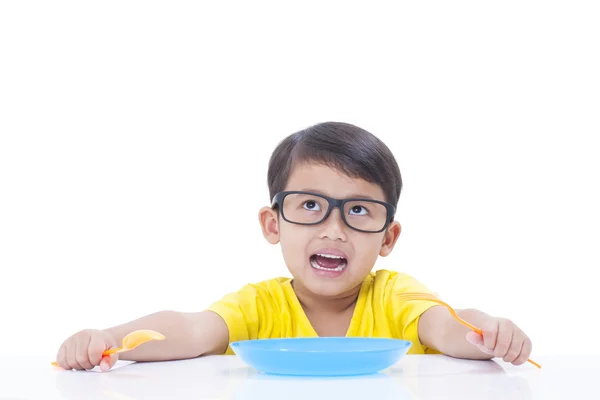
0,353,593,399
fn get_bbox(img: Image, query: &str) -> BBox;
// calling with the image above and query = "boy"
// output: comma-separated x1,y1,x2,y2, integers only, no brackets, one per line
55,122,533,372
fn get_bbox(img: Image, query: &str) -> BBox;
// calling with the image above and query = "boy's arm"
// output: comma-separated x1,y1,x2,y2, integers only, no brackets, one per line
418,306,533,365
104,310,229,361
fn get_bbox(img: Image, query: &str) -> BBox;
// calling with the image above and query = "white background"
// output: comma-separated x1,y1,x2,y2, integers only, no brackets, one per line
1,1,598,358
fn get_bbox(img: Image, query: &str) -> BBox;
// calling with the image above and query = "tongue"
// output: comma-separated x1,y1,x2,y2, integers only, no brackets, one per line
314,255,345,269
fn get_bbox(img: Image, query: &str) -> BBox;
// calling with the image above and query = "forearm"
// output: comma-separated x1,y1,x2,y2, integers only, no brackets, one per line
438,308,494,360
103,310,207,362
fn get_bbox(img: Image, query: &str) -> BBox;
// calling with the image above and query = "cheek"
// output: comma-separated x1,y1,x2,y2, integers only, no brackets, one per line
278,225,310,265
352,236,383,265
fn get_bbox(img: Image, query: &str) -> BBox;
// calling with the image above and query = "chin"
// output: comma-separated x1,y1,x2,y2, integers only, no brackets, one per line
300,271,359,298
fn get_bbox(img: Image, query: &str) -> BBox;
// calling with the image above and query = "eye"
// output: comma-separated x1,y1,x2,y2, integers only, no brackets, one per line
349,205,368,216
303,200,322,211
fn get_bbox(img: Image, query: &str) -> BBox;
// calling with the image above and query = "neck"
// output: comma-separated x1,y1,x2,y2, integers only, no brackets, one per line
291,280,362,315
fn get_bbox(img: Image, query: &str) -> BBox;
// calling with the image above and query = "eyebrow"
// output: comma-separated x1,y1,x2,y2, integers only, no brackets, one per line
298,188,377,200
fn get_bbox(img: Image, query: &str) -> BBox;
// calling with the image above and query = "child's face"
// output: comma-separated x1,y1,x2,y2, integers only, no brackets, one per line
259,162,401,298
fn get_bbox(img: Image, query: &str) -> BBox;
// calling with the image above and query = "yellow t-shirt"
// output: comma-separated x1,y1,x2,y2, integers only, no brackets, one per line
207,269,440,355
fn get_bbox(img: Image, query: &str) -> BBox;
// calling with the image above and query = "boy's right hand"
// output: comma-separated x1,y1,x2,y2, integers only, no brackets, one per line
56,329,119,372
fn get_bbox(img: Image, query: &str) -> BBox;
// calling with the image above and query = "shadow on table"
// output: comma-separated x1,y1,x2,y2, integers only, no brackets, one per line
230,372,410,400
54,358,243,399
387,356,534,400
54,356,534,400
230,358,534,400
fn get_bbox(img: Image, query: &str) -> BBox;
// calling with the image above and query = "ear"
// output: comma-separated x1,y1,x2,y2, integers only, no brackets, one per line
379,221,401,257
259,206,280,244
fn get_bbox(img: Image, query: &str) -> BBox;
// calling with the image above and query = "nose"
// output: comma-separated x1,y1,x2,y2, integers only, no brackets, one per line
317,208,347,242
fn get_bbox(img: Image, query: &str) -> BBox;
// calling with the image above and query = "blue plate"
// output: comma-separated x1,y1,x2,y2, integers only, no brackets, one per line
230,337,411,376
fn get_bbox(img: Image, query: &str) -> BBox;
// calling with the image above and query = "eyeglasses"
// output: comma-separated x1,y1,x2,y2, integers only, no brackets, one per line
271,191,396,233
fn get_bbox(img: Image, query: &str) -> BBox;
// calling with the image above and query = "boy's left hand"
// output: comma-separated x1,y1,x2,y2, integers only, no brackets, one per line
465,317,532,365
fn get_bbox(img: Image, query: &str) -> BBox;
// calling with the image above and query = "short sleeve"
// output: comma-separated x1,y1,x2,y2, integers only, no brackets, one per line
206,285,261,355
386,272,441,354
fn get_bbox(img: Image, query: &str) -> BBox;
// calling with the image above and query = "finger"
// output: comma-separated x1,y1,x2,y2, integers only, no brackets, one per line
108,353,119,368
503,330,524,363
75,334,94,370
100,354,118,372
101,334,119,372
66,342,84,371
514,337,533,365
88,335,107,366
465,331,483,346
493,319,514,358
465,331,494,355
481,319,499,352
56,344,69,370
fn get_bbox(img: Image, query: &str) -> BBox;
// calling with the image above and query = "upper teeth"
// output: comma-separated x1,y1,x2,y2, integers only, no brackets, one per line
317,253,344,259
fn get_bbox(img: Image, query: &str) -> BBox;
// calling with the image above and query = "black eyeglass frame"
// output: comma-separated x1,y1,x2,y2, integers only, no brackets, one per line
271,190,396,233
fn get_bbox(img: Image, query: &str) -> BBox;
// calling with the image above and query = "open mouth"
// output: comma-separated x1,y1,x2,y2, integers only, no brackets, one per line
309,253,348,272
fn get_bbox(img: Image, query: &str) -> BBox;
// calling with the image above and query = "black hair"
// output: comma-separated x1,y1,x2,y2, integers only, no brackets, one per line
267,122,402,207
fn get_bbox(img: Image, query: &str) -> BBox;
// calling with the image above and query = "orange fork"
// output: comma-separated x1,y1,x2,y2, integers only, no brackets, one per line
397,292,541,369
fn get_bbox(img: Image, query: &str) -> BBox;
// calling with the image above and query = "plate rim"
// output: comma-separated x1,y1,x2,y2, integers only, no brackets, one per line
230,337,412,354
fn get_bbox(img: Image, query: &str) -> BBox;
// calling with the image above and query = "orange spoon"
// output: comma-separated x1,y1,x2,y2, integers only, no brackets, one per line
51,329,165,367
